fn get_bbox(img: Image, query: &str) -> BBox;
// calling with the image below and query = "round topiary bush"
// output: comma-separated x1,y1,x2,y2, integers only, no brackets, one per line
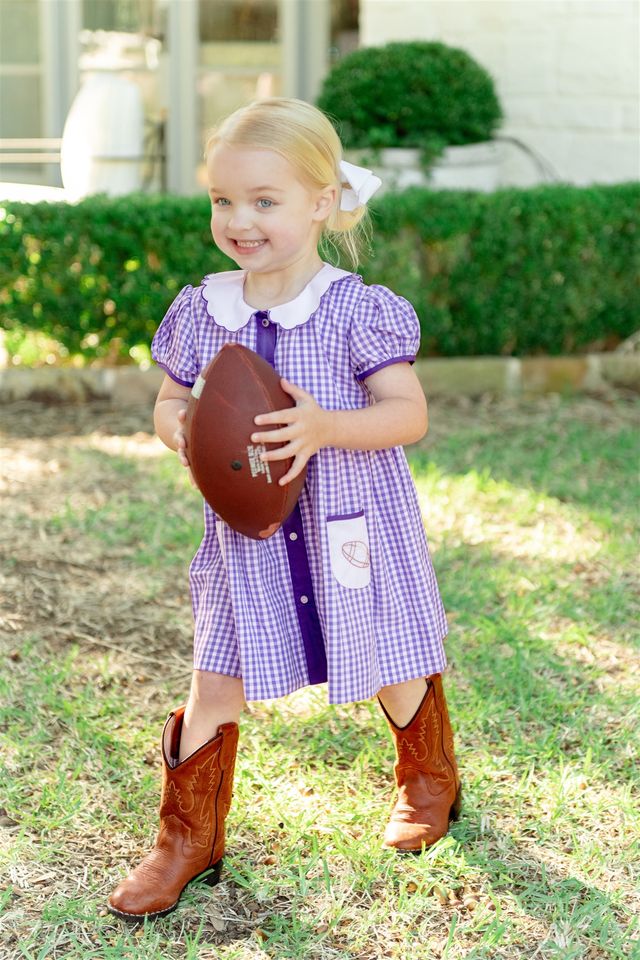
317,41,503,162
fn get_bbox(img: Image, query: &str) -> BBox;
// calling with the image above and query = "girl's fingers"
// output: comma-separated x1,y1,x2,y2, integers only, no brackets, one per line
251,426,290,445
278,456,304,486
254,408,296,427
280,377,309,401
259,441,295,463
259,443,308,484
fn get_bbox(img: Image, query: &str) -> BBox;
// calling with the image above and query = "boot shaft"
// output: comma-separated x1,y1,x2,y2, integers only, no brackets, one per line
159,710,239,868
381,675,459,786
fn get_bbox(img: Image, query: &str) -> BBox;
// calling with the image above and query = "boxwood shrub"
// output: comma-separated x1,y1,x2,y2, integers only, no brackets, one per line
316,41,503,162
0,183,638,361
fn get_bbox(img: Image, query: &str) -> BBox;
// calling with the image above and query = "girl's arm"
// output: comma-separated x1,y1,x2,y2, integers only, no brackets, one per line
154,375,193,470
323,362,428,450
253,362,428,486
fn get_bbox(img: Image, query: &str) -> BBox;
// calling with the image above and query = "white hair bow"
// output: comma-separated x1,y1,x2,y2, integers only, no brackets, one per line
339,160,382,211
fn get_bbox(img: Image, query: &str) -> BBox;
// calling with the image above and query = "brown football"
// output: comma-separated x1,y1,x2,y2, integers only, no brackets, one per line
184,343,306,539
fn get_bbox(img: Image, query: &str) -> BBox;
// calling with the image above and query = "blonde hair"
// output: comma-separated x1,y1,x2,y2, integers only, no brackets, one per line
205,98,370,269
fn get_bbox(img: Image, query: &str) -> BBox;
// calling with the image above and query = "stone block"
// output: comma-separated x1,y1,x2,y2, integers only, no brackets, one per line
111,367,164,405
563,132,640,184
0,366,165,405
507,96,546,129
557,19,637,95
598,353,640,389
504,33,555,95
0,368,109,403
415,358,514,397
549,99,624,133
520,357,590,394
621,101,640,132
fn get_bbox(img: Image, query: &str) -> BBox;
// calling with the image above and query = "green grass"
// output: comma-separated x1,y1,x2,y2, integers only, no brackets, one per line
0,395,638,959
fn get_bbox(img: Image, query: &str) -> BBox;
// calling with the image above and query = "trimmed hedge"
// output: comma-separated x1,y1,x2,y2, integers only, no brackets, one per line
0,194,234,363
1,183,638,361
365,183,640,356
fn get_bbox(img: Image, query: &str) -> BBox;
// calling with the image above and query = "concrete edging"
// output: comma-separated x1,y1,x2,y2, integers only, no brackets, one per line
413,353,639,397
0,353,638,406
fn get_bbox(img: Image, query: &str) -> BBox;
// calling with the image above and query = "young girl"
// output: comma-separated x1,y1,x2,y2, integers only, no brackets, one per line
107,98,460,923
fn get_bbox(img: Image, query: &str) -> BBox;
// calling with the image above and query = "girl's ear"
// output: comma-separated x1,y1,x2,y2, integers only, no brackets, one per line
312,185,338,223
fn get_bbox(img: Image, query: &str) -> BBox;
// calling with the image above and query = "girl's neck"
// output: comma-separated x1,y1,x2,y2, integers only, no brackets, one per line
243,254,325,310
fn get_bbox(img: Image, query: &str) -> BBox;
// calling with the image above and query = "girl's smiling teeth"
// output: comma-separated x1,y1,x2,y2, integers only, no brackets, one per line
234,239,266,250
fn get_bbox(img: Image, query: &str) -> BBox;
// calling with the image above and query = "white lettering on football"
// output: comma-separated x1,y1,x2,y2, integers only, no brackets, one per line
246,444,272,484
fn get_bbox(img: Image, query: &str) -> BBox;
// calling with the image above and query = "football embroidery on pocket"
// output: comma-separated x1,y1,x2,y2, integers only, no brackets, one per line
341,540,370,569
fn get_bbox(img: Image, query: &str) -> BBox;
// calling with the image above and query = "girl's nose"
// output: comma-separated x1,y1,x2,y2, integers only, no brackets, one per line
228,206,253,231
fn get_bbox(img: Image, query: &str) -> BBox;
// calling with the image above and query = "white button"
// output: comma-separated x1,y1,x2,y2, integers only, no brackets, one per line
289,532,298,541
261,317,270,327
300,595,309,604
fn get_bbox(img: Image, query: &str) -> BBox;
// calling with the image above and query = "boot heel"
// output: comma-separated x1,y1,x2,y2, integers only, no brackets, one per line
450,786,462,822
200,860,223,886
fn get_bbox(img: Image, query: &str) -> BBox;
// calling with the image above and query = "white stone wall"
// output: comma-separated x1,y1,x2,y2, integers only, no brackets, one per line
360,0,640,187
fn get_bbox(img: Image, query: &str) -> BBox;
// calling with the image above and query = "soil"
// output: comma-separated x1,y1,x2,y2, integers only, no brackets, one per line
0,401,195,687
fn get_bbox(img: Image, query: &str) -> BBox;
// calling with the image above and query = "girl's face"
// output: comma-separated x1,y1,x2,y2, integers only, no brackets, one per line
207,144,335,276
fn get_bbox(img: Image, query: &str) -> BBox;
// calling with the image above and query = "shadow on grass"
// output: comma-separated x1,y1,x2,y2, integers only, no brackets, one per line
412,397,640,521
0,400,155,439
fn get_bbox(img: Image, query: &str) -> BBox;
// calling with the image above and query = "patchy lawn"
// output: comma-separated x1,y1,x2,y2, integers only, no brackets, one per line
1,392,638,960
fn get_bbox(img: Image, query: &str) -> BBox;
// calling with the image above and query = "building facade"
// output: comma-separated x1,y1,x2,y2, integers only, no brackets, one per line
361,0,640,186
0,0,637,196
0,0,352,194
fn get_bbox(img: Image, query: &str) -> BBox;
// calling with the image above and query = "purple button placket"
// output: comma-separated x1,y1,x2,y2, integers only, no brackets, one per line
254,312,328,685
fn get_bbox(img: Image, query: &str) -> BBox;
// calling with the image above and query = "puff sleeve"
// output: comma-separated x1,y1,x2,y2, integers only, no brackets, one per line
348,284,420,381
151,285,199,387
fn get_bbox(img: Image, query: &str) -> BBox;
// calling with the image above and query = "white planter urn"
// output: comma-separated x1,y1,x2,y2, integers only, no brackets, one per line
61,72,145,201
429,141,503,192
349,141,503,194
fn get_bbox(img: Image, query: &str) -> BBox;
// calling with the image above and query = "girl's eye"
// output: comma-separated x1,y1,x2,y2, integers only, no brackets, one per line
214,197,230,206
257,198,273,209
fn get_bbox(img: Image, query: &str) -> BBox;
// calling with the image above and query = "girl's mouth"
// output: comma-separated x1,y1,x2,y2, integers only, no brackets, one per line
233,239,267,251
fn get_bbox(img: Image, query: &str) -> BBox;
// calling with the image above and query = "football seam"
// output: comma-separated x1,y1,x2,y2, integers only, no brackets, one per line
237,349,294,530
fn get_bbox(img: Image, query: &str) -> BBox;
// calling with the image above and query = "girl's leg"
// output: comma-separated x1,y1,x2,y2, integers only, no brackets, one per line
180,670,246,760
377,677,428,728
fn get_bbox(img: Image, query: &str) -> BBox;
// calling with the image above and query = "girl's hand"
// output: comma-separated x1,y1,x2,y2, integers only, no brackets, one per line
251,378,332,486
175,407,197,488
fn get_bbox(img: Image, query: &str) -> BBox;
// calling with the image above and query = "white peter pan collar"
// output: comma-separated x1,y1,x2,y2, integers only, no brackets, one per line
201,263,351,331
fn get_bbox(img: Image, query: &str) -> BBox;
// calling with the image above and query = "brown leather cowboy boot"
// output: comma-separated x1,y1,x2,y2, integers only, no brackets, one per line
107,706,239,921
379,674,461,852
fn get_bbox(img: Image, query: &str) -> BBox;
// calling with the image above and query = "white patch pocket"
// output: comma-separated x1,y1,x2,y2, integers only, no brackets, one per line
326,510,371,589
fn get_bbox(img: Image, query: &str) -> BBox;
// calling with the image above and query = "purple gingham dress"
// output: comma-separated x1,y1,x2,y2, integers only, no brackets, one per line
152,264,447,704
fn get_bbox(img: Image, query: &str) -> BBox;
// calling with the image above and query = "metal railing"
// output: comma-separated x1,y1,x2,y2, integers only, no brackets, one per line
0,139,62,164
